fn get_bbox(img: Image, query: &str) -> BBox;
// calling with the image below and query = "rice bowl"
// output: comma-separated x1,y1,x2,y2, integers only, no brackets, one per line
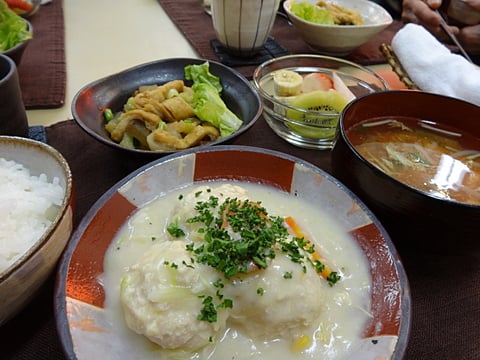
0,136,73,325
0,158,65,272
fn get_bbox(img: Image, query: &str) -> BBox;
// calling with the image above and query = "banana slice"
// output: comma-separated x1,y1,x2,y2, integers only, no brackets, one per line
273,70,303,97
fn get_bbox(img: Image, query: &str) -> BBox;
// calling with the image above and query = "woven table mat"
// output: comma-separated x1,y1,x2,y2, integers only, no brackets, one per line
1,118,479,359
157,0,403,79
17,0,66,109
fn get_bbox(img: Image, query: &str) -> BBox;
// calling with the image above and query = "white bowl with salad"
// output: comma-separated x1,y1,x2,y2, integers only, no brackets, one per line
284,0,393,56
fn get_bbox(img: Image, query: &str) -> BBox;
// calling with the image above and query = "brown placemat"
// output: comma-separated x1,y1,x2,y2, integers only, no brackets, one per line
157,0,403,79
17,0,66,109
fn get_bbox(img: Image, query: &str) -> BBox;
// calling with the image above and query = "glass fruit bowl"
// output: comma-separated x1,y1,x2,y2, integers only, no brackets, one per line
252,54,388,150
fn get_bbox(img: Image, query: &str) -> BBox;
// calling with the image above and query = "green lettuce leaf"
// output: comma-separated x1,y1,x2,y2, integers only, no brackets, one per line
191,82,242,137
184,62,222,93
185,62,242,137
290,1,334,25
0,0,32,51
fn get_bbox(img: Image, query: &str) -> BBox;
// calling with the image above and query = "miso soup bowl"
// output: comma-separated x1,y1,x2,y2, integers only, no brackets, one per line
331,91,480,253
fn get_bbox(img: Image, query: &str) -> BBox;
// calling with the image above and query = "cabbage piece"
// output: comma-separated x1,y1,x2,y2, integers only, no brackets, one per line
290,1,334,25
190,83,242,137
0,0,32,51
185,62,242,137
184,62,223,93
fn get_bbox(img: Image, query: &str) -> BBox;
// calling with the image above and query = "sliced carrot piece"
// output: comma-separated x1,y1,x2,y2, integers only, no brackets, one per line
284,216,339,283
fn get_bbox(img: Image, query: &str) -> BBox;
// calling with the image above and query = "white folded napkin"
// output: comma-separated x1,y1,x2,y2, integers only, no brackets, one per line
391,23,480,106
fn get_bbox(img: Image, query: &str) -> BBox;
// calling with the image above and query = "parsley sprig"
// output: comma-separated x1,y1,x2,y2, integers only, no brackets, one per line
166,190,341,323
186,197,288,279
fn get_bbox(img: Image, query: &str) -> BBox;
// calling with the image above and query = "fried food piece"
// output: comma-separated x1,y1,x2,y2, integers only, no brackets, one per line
105,78,225,151
156,96,196,122
108,109,161,142
134,80,186,104
147,121,220,150
316,1,363,25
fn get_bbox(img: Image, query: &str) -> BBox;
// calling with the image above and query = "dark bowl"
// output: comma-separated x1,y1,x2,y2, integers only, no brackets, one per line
2,19,32,66
331,91,480,253
72,58,262,158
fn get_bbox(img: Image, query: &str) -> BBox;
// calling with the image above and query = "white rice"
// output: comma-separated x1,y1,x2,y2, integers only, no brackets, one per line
0,157,64,273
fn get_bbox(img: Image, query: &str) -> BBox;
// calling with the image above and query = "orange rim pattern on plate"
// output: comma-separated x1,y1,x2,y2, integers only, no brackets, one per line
56,145,410,359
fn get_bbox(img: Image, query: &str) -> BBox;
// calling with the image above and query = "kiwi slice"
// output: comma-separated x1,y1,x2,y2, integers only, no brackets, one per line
285,90,348,139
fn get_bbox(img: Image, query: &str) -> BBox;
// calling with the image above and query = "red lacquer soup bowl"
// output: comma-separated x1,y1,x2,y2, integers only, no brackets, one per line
55,145,410,359
332,91,480,253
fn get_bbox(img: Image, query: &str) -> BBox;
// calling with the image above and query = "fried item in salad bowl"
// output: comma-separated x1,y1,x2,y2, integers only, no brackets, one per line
55,146,410,360
72,58,262,157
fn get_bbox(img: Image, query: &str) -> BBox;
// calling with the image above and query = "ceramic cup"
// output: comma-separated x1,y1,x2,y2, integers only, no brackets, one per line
0,54,29,137
211,0,280,57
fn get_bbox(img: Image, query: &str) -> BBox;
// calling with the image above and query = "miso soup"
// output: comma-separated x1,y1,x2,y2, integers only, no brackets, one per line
347,117,480,205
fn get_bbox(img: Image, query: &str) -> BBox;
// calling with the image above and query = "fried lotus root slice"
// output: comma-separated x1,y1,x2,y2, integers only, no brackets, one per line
108,109,161,142
157,96,195,122
147,122,220,150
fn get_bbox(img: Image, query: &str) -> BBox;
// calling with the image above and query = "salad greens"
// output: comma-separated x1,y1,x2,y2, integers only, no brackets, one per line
0,0,32,52
184,62,222,93
185,62,242,137
290,1,334,25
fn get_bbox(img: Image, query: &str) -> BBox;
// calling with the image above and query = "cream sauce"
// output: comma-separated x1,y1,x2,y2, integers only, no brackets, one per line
102,181,372,359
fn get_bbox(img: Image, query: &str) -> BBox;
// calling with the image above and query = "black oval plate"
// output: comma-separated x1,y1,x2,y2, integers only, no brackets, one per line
72,58,262,156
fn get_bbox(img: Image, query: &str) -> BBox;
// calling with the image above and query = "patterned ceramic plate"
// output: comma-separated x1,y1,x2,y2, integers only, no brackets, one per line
55,145,410,359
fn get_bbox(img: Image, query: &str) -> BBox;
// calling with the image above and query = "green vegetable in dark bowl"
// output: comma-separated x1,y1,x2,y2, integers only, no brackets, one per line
185,62,243,138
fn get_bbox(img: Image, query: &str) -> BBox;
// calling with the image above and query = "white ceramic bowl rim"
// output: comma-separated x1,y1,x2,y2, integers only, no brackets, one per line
0,136,73,281
284,0,393,29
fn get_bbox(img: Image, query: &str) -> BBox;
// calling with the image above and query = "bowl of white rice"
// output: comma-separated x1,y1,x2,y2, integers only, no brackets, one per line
0,136,73,326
